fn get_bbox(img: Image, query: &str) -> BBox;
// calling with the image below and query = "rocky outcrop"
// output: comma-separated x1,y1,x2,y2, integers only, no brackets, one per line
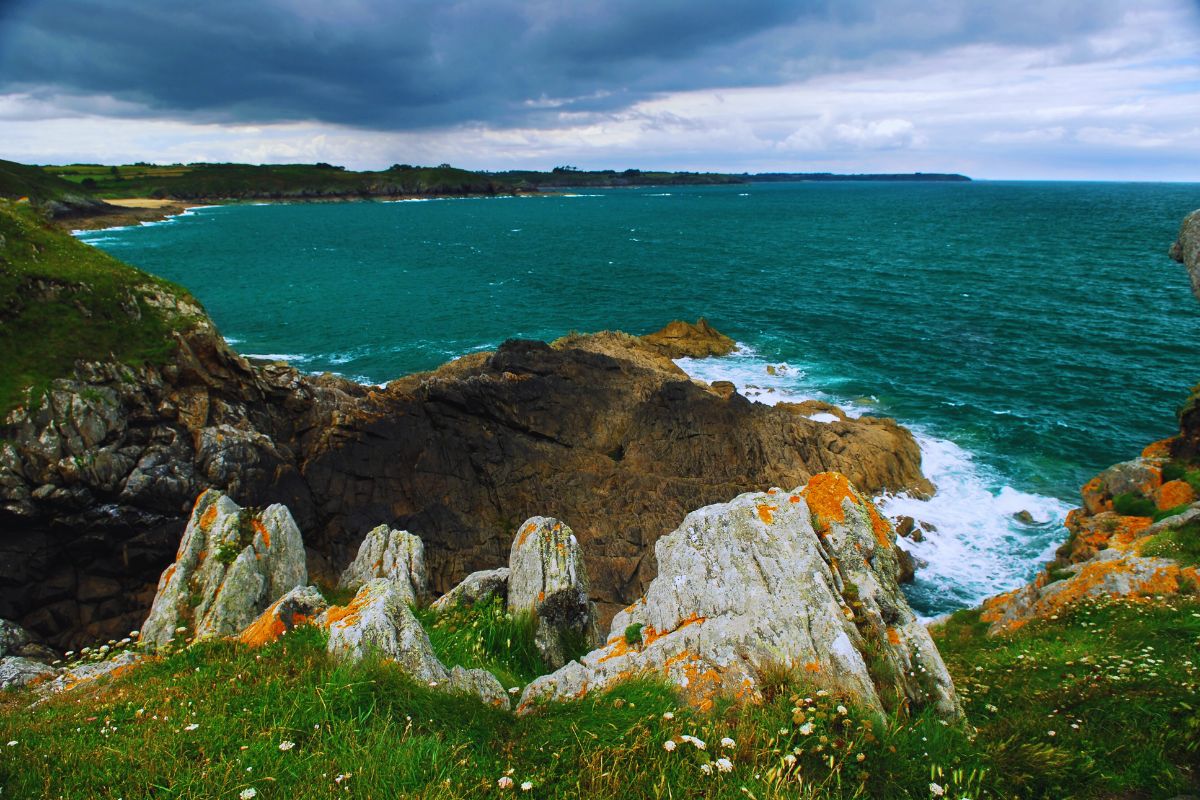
518,474,961,720
139,490,307,649
338,525,429,603
0,655,55,690
639,318,736,358
430,568,510,612
1170,208,1200,302
321,579,508,708
237,585,328,647
3,302,932,646
508,517,599,669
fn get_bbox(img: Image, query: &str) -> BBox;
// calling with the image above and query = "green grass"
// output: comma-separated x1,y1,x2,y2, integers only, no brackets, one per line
1142,520,1200,567
2,595,1196,798
415,597,545,689
1112,491,1157,517
0,201,202,417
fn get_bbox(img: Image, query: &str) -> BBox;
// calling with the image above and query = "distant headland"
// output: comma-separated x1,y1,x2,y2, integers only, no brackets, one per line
0,158,970,228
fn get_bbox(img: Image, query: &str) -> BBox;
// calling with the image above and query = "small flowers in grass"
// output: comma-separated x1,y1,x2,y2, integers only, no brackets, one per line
798,722,814,735
183,723,199,731
680,735,706,750
6,740,17,746
930,782,945,797
498,776,514,789
663,739,677,752
661,711,674,720
720,737,735,749
715,757,733,773
278,740,295,751
239,789,257,800
520,781,533,791
699,763,713,775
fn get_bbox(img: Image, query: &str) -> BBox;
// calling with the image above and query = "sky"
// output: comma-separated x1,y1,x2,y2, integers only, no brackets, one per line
0,0,1198,180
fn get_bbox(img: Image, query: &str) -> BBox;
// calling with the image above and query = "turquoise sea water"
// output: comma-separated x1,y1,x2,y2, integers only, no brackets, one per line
79,181,1200,615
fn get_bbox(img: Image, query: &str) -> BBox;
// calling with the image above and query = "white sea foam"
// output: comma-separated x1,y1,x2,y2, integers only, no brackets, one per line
674,343,1070,613
244,352,314,364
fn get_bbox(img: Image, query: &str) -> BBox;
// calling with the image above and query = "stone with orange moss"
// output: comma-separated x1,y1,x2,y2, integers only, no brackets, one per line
1155,479,1195,511
237,586,327,648
139,490,307,650
338,524,429,604
518,476,960,720
0,655,55,690
508,517,599,670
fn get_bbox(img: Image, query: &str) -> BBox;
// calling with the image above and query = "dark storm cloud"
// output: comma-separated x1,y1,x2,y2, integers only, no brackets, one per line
0,0,1137,129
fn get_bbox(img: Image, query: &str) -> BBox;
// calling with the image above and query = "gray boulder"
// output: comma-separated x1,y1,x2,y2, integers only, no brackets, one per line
338,525,429,604
507,517,599,669
237,585,329,647
431,568,510,612
0,656,55,690
519,475,961,720
321,579,510,708
139,490,307,649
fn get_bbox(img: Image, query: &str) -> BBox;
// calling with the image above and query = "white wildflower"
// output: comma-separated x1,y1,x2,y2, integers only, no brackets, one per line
498,776,514,789
783,754,797,767
930,782,945,797
699,763,714,775
720,737,735,749
5,741,16,746
662,711,675,720
279,740,295,751
521,782,533,791
716,757,733,773
836,705,848,715
239,789,257,800
663,740,677,752
798,722,815,735
681,734,706,750
184,723,199,731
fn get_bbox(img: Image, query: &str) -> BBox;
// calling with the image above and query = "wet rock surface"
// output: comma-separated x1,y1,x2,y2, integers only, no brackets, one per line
519,474,961,720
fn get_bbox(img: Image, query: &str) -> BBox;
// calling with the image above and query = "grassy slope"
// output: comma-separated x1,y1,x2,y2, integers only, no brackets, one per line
0,201,200,417
2,593,1195,799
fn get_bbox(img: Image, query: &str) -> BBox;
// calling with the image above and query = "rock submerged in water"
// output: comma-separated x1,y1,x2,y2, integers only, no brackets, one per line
337,524,429,604
139,490,307,649
507,516,599,669
518,473,961,720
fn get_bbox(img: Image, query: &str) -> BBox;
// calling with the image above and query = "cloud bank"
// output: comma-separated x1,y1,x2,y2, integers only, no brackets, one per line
0,0,1197,178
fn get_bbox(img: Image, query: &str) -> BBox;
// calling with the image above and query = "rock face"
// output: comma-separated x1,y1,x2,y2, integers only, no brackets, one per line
518,474,961,720
139,490,307,649
338,525,429,603
3,308,932,647
639,318,737,358
1169,208,1200,302
431,568,510,612
237,585,328,647
0,656,55,690
322,579,508,708
508,517,599,669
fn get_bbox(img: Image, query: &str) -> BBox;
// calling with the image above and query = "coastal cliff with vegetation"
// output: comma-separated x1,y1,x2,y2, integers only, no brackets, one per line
0,197,1197,798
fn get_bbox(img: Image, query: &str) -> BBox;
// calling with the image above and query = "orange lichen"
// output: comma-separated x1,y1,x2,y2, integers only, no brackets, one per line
789,495,801,503
804,661,821,673
322,588,373,629
864,503,893,549
252,518,271,549
517,522,536,547
1142,438,1176,459
801,472,856,525
1156,479,1195,510
886,627,901,645
238,602,313,648
756,504,777,524
538,590,545,602
199,504,219,530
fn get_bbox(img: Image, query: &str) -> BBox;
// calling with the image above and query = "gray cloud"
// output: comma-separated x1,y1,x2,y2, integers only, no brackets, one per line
0,0,1152,130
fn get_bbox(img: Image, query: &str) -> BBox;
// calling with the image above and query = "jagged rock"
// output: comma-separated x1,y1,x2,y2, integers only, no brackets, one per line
139,490,307,649
446,665,510,709
431,568,510,612
0,656,55,690
518,475,961,719
238,585,328,647
640,318,737,358
1013,510,1035,525
896,547,918,584
338,524,429,603
323,579,446,682
508,517,599,669
1170,208,1200,302
39,651,142,695
321,579,510,708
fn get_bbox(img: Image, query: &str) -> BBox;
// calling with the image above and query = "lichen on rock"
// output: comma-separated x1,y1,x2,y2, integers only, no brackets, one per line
338,524,429,604
139,490,307,649
431,568,510,612
518,475,961,720
507,516,599,670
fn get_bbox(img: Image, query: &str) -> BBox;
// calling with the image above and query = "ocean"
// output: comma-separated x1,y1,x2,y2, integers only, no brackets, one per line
78,180,1200,615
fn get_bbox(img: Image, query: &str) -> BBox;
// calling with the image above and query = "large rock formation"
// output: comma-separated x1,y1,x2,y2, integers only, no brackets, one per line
1169,208,1200,302
139,490,307,649
507,516,599,669
518,474,960,720
3,296,933,647
430,568,510,612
